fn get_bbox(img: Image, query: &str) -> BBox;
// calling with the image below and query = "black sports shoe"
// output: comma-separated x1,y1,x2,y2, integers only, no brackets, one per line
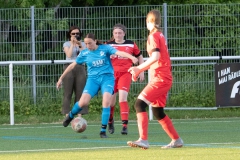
100,131,108,138
63,113,73,127
108,119,115,134
121,126,128,135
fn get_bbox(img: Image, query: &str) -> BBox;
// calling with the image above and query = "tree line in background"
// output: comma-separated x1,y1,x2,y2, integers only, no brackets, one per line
0,1,239,109
0,2,239,81
0,0,240,8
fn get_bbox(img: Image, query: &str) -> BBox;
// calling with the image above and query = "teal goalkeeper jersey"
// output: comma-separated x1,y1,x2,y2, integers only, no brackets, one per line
76,44,117,77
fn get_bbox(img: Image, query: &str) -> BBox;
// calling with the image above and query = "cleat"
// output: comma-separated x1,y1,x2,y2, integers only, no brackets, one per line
161,138,184,149
108,119,115,134
100,131,108,138
63,112,73,127
121,126,128,135
127,138,149,149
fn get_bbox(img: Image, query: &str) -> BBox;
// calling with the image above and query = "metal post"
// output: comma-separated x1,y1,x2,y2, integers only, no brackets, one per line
31,6,36,104
163,3,168,44
163,3,170,103
148,69,153,121
9,63,14,125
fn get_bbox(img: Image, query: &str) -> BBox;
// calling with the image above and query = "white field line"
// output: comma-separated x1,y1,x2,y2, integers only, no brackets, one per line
0,146,129,153
0,142,240,153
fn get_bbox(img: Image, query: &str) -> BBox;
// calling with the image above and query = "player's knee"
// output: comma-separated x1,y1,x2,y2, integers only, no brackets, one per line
134,99,148,113
152,107,166,120
78,101,88,108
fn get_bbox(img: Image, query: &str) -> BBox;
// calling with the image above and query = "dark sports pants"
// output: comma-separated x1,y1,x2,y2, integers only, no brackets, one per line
62,64,88,115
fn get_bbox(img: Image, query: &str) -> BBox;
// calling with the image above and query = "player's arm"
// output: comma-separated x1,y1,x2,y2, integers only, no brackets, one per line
115,51,138,64
133,43,144,66
137,54,145,82
136,51,159,72
133,35,160,72
56,62,77,89
128,52,159,81
137,54,145,67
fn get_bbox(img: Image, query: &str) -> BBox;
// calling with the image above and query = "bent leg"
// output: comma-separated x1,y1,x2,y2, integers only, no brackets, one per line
152,107,179,140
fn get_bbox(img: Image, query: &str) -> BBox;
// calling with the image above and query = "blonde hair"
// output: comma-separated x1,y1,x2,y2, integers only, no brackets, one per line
146,10,162,34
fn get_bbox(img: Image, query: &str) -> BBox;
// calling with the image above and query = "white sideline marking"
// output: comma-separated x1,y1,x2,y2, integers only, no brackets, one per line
0,142,240,153
0,146,129,153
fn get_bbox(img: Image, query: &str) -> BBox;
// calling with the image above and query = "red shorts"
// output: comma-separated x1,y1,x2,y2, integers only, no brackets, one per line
140,78,172,107
114,72,132,93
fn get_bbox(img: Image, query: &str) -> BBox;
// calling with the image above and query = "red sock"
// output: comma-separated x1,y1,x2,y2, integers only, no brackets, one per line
159,115,179,140
108,106,114,123
137,112,148,140
120,102,129,127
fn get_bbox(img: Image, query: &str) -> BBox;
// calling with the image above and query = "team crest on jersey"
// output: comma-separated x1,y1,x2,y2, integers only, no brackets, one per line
160,33,164,37
100,51,105,56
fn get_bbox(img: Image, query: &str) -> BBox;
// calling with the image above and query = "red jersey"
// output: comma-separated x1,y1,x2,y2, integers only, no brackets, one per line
147,31,172,82
107,40,141,72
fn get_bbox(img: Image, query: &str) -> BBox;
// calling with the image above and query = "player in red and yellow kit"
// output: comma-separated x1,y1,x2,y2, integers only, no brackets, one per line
106,23,144,135
127,10,183,149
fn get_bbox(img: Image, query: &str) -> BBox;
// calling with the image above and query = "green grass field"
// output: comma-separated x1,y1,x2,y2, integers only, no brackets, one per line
0,118,240,160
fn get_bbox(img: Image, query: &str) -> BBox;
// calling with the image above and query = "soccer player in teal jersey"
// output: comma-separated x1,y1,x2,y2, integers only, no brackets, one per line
56,33,138,138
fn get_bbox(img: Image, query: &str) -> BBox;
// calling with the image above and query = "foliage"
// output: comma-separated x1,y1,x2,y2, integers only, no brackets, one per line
167,90,215,107
71,0,240,6
167,4,240,59
0,85,215,116
0,0,72,8
1,0,240,9
0,4,240,116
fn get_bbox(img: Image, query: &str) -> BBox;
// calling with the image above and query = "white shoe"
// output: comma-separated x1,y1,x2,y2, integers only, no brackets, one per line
127,138,149,149
161,138,183,149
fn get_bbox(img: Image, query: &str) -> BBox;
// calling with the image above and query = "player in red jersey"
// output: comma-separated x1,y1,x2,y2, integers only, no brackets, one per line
106,23,144,135
127,10,183,149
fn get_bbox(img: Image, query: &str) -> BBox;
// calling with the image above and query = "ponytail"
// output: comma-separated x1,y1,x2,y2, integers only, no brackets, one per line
96,40,103,45
149,27,162,34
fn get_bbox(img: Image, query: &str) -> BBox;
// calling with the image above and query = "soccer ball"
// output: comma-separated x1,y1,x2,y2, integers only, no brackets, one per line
71,117,87,133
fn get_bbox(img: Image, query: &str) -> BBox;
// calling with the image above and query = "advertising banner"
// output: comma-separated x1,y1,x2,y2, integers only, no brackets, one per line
215,63,240,107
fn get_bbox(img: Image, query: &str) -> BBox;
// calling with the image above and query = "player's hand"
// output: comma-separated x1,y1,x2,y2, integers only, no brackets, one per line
56,79,62,90
110,54,117,59
128,67,140,82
